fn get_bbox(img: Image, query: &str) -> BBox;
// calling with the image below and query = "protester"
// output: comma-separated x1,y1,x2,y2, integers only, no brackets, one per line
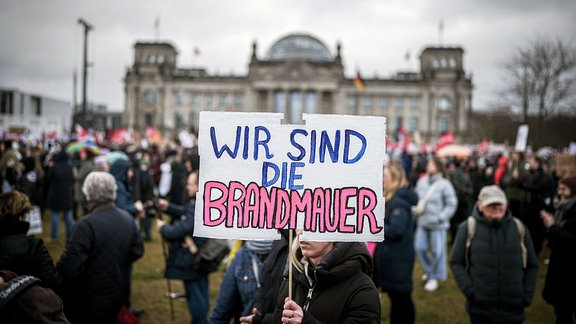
0,191,62,292
520,155,548,255
15,156,44,206
414,157,457,292
73,148,96,217
132,151,157,241
57,171,144,323
0,139,20,192
540,176,576,323
157,170,210,324
46,149,74,242
373,163,418,324
447,158,474,245
272,233,381,323
502,151,526,218
450,185,539,323
209,240,274,323
239,230,292,324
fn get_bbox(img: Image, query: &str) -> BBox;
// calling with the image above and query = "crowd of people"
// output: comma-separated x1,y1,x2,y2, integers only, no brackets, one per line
0,135,575,323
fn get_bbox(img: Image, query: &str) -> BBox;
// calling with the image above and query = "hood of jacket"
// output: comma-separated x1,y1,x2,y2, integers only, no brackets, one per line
108,159,131,183
392,187,418,209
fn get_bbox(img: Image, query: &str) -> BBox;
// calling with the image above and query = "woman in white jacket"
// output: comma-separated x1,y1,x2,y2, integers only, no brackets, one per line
414,157,457,292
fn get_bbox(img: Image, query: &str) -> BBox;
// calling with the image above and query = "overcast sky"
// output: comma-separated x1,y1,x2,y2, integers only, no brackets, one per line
1,0,574,112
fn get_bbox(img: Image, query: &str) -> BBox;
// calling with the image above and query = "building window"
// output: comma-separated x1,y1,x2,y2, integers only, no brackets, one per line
431,57,439,68
205,94,213,109
378,97,388,110
174,91,183,106
394,116,403,132
305,91,316,114
0,91,14,114
189,111,199,126
449,58,457,68
31,96,41,116
440,57,447,67
190,94,200,107
289,91,302,124
274,91,286,113
143,91,156,105
394,98,403,110
409,98,419,110
438,118,449,133
234,94,243,108
112,116,122,129
363,97,372,109
175,112,183,129
347,96,357,110
436,96,452,111
409,116,419,133
144,113,154,126
218,94,228,108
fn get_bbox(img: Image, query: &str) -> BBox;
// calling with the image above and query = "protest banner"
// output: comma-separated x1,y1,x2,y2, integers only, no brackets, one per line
194,111,387,242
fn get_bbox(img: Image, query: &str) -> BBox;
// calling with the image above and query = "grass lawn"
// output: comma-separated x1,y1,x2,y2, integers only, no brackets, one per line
43,213,554,323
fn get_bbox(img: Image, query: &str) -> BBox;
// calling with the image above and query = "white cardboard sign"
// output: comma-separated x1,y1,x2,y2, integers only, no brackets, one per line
194,111,387,242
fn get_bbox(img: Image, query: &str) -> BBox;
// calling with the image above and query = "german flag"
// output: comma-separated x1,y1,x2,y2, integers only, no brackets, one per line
354,71,366,91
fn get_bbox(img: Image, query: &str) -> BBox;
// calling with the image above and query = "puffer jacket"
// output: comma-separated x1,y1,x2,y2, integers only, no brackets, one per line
450,209,539,322
414,173,457,230
273,242,381,324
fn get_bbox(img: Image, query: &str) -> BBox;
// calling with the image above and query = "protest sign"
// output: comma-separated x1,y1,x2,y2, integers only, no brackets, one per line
195,111,387,242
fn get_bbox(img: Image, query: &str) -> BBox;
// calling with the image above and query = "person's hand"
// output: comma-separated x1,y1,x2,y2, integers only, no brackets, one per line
282,298,303,324
134,200,144,212
158,199,169,211
540,210,555,228
156,219,166,232
239,308,260,323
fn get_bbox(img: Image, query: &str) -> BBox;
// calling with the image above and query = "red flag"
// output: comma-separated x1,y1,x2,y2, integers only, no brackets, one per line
75,124,88,142
146,126,163,145
477,139,489,152
397,125,411,153
435,131,454,151
354,71,366,91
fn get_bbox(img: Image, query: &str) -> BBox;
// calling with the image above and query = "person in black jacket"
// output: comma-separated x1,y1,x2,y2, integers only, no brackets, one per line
0,191,62,293
46,149,74,241
540,176,576,323
450,185,539,323
157,170,209,324
373,163,418,324
272,234,381,324
57,171,144,324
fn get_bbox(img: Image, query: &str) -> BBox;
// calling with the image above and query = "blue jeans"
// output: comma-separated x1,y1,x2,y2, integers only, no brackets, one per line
183,276,209,324
51,209,73,239
415,226,447,281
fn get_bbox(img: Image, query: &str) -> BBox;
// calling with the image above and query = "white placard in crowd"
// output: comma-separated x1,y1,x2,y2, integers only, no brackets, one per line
26,206,43,236
194,111,387,242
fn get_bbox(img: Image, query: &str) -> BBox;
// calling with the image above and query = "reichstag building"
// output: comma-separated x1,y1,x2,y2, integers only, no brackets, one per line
123,32,472,142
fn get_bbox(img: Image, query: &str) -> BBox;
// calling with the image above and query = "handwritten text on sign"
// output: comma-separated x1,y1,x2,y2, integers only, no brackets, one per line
195,112,386,242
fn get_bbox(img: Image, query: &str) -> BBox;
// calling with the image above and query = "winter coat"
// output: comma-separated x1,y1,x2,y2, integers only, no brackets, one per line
57,203,144,324
46,150,74,211
273,242,381,324
450,208,539,322
373,187,418,294
161,199,208,280
414,173,458,230
109,159,139,216
0,221,62,293
73,159,94,204
16,170,43,206
542,196,576,307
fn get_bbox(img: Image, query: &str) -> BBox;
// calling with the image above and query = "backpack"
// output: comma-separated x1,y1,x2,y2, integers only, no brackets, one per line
465,216,527,269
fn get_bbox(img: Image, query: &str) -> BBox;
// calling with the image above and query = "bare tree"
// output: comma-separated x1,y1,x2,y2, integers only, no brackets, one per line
500,37,576,147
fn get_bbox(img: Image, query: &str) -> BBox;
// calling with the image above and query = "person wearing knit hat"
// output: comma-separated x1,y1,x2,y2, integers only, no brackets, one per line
0,191,63,293
209,240,274,323
540,176,576,323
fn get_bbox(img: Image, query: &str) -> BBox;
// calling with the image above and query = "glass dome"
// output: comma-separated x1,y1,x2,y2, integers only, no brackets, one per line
264,33,332,63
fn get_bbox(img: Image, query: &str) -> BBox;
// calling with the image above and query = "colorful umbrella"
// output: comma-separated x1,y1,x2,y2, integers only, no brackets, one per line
66,141,101,154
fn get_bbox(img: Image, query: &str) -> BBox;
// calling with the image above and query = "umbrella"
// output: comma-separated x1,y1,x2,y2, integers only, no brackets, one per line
66,140,101,154
436,144,472,158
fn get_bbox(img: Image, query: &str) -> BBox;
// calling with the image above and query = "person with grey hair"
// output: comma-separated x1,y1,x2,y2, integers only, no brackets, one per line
57,171,144,324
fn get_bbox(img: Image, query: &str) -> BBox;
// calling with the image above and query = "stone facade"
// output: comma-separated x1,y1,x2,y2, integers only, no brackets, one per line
123,32,473,142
